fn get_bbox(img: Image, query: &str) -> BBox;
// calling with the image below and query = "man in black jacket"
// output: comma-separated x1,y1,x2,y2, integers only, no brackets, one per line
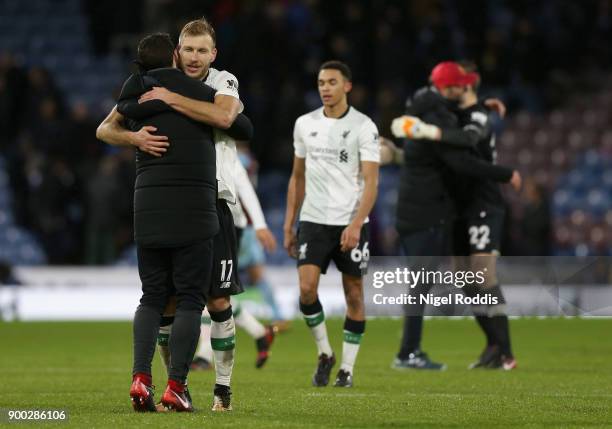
115,33,252,412
389,62,520,370
412,62,517,370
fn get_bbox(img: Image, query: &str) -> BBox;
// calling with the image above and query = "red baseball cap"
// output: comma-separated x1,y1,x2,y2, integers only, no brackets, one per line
429,61,479,89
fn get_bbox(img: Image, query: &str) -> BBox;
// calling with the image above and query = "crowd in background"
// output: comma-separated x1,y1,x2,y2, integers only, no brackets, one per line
1,0,611,264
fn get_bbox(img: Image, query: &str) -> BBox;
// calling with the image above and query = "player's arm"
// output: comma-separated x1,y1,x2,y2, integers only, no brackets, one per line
139,87,240,130
284,156,306,258
95,106,169,157
391,115,480,148
234,158,277,252
379,136,404,166
340,161,379,252
484,98,506,118
117,98,172,120
436,146,522,191
225,113,254,141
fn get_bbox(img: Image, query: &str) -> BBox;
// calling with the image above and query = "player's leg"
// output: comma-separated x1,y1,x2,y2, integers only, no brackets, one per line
241,228,284,322
335,273,365,387
191,308,213,370
469,252,515,369
157,296,176,375
329,223,370,387
235,227,277,365
160,240,212,412
299,263,336,386
232,299,275,368
206,200,244,411
296,221,337,386
465,210,515,370
206,295,235,410
298,264,328,353
131,246,172,412
393,226,448,370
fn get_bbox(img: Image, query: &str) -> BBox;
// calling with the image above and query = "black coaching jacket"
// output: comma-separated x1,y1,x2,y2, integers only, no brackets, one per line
117,67,252,247
396,87,512,235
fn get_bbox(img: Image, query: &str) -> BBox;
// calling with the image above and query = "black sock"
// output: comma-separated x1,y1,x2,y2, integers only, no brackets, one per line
398,316,423,359
160,315,175,327
299,297,323,316
168,309,202,384
474,315,496,347
133,305,163,376
209,306,233,322
491,315,513,358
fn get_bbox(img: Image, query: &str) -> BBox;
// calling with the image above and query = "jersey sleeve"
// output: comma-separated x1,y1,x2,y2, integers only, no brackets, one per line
463,108,490,138
358,119,380,163
212,70,240,100
293,117,306,158
234,158,267,230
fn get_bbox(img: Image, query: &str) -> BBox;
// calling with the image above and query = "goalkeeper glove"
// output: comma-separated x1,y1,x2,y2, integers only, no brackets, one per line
391,115,440,140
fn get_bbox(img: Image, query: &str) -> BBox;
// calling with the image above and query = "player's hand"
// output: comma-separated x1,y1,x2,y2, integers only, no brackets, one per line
379,136,404,165
340,223,361,252
391,116,440,140
283,228,297,258
484,98,507,118
131,126,169,157
139,87,175,105
256,227,277,253
510,170,522,192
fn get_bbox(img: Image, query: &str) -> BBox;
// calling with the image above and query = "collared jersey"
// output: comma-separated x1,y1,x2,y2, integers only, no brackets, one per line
293,106,379,226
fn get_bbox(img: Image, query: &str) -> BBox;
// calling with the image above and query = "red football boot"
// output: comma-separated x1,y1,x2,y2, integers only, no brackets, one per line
160,380,194,412
255,325,276,369
130,373,156,412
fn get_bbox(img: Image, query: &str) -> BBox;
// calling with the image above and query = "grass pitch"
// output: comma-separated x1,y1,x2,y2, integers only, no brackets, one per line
2,318,611,428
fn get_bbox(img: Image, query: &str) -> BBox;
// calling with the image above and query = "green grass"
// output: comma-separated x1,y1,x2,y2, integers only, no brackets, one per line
2,318,612,428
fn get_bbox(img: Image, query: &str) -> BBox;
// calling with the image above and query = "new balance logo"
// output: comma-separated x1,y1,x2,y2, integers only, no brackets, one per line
342,130,351,139
339,150,348,163
299,243,308,260
220,281,232,289
310,131,318,137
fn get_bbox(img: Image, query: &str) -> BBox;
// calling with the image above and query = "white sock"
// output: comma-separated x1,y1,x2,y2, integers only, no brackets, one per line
211,316,235,386
195,315,214,362
234,302,266,339
157,323,172,375
340,330,364,374
303,311,333,356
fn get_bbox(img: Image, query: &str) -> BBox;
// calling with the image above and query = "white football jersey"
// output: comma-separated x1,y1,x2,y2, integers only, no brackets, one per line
293,106,380,226
203,67,243,203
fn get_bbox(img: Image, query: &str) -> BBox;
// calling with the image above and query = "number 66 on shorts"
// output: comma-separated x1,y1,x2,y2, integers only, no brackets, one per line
297,221,371,277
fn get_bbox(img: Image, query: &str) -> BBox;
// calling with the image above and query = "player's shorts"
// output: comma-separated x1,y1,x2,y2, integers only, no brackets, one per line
453,207,504,256
207,199,244,298
296,221,370,277
238,226,265,270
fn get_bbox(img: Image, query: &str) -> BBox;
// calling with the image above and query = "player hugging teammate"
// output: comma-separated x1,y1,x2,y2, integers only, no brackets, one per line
389,61,519,370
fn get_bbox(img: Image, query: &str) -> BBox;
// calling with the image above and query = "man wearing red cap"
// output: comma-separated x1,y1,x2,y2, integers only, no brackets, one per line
387,61,520,370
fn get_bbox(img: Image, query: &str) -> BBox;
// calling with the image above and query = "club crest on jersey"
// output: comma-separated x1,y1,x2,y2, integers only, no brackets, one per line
339,150,349,163
226,79,238,90
299,243,308,260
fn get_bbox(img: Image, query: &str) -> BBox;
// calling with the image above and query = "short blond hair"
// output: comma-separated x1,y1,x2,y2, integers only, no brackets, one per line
179,18,216,45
